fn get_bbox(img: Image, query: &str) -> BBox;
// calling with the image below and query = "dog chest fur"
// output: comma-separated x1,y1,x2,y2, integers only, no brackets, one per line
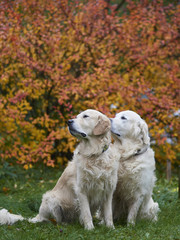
74,146,119,209
116,148,156,199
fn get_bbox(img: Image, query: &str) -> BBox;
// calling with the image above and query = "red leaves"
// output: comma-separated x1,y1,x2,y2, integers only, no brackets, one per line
0,0,179,167
9,91,28,104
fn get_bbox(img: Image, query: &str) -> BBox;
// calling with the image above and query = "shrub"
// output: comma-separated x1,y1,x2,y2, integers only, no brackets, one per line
0,0,179,168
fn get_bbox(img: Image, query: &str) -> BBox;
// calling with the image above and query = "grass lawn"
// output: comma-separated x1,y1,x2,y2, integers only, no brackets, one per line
0,163,179,240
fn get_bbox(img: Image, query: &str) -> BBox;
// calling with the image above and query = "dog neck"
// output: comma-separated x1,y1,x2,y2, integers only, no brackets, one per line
76,132,111,158
114,137,149,160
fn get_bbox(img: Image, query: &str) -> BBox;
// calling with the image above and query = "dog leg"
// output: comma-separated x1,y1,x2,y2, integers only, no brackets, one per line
78,192,94,230
140,197,159,221
29,201,50,223
103,192,114,229
127,195,144,226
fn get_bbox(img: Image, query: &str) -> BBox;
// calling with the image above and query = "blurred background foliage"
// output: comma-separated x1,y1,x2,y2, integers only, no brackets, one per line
0,0,179,169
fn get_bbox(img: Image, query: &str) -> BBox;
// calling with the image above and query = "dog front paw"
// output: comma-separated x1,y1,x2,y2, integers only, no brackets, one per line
127,220,135,227
105,220,115,229
84,221,94,230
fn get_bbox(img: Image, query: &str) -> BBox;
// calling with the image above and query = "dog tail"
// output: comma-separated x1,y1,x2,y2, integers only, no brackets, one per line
0,208,25,225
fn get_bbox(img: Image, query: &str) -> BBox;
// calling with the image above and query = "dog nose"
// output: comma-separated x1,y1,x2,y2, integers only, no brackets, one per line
67,119,74,126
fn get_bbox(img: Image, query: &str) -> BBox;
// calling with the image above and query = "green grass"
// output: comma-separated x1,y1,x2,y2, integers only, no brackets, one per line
0,164,180,240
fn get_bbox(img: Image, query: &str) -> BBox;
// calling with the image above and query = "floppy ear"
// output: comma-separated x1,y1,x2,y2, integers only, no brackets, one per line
138,120,150,145
93,115,110,136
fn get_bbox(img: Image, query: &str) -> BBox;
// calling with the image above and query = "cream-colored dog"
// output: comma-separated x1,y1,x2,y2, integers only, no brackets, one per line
67,109,118,230
111,110,159,225
29,109,119,230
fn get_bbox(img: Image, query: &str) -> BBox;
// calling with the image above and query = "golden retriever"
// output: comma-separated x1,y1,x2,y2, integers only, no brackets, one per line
111,110,159,225
67,109,119,229
29,109,119,230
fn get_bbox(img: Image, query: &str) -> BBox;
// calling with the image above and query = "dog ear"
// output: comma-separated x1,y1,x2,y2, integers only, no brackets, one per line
93,115,110,136
138,120,150,145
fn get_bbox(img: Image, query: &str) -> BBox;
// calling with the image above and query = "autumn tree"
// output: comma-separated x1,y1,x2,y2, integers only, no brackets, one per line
0,0,179,168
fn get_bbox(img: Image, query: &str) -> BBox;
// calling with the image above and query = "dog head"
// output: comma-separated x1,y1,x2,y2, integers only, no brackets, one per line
67,109,111,140
111,110,150,145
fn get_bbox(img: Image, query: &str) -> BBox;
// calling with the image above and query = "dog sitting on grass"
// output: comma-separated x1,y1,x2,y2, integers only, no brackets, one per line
0,109,119,230
30,109,119,230
111,110,159,225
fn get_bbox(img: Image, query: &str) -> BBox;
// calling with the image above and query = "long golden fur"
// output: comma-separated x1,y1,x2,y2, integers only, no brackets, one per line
111,110,159,225
29,109,119,230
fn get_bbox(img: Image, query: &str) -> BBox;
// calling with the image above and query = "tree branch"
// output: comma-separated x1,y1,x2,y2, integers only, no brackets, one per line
114,0,126,12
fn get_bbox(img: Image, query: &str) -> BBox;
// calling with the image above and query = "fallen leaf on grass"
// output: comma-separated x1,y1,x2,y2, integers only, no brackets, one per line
2,187,10,193
50,218,57,225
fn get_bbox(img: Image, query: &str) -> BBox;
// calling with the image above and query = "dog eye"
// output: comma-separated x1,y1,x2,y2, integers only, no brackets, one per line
83,115,89,118
121,116,127,120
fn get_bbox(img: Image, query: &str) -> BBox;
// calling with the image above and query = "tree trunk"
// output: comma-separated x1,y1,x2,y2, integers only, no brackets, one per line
166,159,171,181
178,165,180,199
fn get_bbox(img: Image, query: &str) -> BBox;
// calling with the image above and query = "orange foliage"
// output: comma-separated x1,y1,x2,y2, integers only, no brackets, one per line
0,0,179,168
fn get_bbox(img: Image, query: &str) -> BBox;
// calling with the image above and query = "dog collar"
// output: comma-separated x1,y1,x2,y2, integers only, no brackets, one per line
102,145,109,153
